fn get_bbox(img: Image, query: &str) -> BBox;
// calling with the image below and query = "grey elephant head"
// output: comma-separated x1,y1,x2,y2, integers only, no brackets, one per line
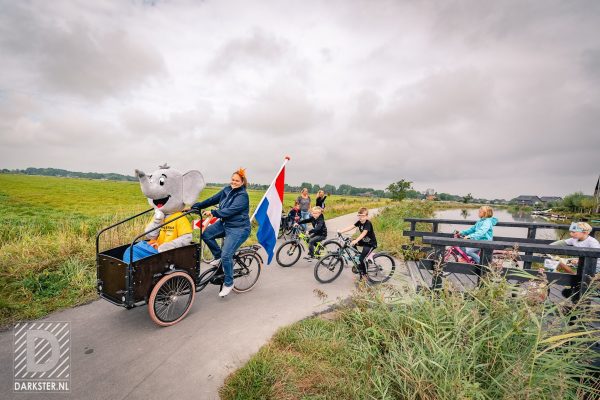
135,164,205,215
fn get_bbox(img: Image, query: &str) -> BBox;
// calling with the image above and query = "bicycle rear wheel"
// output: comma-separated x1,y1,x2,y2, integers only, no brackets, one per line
314,254,344,283
276,240,303,267
233,252,262,293
367,253,395,284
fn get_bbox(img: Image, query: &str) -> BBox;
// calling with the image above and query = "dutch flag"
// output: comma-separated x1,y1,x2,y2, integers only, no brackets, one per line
251,157,289,264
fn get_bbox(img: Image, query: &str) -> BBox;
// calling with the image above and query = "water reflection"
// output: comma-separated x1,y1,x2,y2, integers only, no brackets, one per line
434,208,560,240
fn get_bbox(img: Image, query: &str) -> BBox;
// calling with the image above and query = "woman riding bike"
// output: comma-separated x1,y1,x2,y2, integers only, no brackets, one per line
191,168,250,297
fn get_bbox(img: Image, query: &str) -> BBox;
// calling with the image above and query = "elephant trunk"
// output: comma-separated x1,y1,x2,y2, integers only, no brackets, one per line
135,170,152,197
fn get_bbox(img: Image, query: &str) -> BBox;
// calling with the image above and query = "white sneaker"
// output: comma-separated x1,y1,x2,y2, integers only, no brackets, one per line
219,284,234,297
209,258,221,266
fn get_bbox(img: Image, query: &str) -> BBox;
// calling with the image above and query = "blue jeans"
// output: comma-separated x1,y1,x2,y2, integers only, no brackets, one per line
300,211,310,230
202,220,250,287
123,241,158,263
463,247,481,264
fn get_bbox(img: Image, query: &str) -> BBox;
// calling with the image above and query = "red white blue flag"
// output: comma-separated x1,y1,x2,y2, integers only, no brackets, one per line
251,157,289,264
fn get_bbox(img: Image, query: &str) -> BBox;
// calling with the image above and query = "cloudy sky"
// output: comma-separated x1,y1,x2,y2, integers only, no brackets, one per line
1,0,598,199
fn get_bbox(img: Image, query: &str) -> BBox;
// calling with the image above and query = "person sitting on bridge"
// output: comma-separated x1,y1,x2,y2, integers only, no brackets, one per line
549,222,600,274
454,206,498,264
296,206,327,261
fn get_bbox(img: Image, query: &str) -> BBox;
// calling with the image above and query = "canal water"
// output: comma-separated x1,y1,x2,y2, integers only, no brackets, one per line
433,208,568,241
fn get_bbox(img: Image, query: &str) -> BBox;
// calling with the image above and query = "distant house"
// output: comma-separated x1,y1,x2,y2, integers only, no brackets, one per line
425,188,436,201
510,195,542,206
539,196,562,203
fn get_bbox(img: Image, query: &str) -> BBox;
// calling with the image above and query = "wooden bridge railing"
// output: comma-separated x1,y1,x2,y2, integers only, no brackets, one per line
417,236,599,303
404,218,600,269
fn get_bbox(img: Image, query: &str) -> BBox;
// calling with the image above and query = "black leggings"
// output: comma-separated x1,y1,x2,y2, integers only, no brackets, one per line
357,245,375,276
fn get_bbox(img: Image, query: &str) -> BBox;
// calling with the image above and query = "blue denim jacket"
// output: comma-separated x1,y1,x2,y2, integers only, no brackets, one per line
192,186,250,230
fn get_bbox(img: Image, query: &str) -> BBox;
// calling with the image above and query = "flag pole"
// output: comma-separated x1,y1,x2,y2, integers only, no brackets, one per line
250,156,291,222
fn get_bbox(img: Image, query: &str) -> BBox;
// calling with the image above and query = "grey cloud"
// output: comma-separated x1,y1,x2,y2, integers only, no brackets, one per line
206,29,291,74
229,81,331,136
121,103,214,141
0,2,166,100
356,69,495,136
581,49,600,82
431,0,600,46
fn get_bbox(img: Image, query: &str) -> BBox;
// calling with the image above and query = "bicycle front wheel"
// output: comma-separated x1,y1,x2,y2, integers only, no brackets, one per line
320,239,342,256
425,249,457,263
367,253,395,284
201,238,224,263
233,252,262,293
201,242,215,262
314,254,344,283
276,240,303,267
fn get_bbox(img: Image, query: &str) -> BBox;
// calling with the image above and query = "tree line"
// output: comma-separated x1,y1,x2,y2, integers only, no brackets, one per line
1,167,137,181
4,168,508,204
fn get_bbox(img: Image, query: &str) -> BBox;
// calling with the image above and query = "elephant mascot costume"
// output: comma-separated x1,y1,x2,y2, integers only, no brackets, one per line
123,164,205,263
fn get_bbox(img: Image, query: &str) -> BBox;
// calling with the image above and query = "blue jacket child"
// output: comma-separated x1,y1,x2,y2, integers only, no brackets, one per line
458,206,497,263
460,215,498,240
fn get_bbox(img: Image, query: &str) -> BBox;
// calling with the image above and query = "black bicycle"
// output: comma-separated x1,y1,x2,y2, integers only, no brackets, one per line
96,208,262,327
314,233,395,284
278,213,295,239
275,225,342,267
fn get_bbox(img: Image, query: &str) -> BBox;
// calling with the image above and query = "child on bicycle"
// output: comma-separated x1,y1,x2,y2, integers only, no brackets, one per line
337,207,377,281
550,222,600,274
296,206,327,260
287,201,301,226
455,206,497,264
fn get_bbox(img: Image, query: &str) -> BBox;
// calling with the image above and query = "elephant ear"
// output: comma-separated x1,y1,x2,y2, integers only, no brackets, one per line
182,170,206,205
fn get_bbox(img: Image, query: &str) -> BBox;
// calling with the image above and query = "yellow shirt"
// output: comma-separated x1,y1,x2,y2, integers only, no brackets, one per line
155,212,192,246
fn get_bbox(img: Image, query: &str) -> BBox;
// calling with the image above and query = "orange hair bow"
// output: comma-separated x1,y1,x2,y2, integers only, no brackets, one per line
236,167,247,179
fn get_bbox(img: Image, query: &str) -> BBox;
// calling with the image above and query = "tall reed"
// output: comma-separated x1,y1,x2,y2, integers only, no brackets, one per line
221,275,600,399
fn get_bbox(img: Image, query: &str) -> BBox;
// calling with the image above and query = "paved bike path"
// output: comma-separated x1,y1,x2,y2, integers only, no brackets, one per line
0,210,393,400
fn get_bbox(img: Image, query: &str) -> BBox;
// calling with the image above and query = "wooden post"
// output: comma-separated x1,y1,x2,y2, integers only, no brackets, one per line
573,256,596,303
478,249,491,285
409,221,416,242
523,227,537,269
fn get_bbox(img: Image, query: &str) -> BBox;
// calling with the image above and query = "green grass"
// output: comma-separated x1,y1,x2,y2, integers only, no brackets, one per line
221,277,600,399
372,200,434,255
0,174,389,327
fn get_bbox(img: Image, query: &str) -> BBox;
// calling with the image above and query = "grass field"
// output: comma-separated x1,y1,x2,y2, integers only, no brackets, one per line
0,174,390,327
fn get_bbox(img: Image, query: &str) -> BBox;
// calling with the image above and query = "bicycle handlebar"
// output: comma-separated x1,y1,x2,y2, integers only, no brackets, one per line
336,232,353,245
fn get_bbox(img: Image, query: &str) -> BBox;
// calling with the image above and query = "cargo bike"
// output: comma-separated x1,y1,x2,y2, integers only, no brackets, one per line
95,208,262,326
